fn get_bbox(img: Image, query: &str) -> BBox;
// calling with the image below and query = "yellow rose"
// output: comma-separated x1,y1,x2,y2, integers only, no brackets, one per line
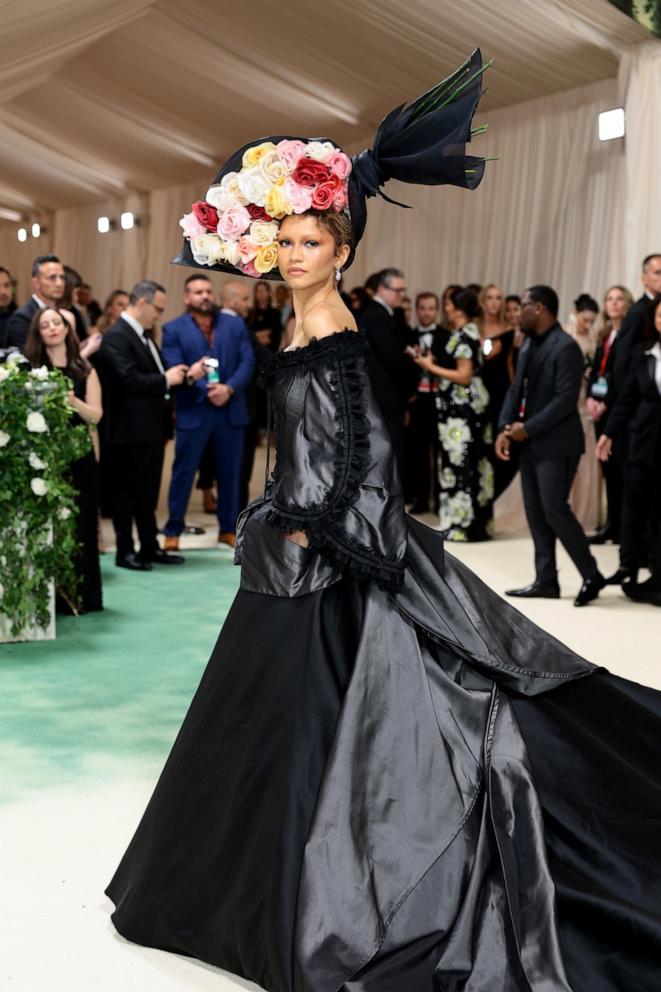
242,141,277,168
264,183,293,220
254,242,279,274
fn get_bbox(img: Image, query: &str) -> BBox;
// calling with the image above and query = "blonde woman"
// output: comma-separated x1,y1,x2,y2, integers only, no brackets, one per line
479,283,515,496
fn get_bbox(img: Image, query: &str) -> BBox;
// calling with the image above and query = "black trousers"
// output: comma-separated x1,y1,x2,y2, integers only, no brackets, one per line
520,451,598,585
594,417,623,536
110,442,164,559
407,393,438,509
619,455,661,577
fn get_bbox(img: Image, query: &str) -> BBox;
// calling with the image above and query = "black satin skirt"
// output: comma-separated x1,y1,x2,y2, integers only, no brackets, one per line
106,519,661,991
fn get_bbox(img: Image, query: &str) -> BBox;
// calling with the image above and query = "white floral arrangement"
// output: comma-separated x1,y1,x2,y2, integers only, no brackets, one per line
179,139,352,276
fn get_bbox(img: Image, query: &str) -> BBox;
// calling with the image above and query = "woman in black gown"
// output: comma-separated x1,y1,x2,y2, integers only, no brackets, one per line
25,307,103,612
106,51,661,991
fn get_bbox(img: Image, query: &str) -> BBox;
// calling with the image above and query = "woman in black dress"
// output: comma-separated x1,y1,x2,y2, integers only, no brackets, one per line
249,280,283,351
24,307,103,612
479,283,516,496
109,52,661,991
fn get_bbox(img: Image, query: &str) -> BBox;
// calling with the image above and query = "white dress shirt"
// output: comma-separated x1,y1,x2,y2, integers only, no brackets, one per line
646,340,661,393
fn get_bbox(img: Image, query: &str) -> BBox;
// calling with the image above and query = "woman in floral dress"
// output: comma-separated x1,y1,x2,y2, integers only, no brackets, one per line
414,287,493,540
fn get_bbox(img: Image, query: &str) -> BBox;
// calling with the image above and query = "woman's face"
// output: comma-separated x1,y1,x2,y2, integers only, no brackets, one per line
505,299,521,327
605,288,626,322
576,309,596,335
654,302,661,337
277,215,346,292
39,308,68,347
109,294,129,320
255,283,270,307
483,286,503,317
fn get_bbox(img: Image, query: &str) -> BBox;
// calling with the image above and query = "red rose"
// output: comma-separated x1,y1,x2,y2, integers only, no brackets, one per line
247,204,272,221
311,182,336,210
291,160,332,188
192,200,219,232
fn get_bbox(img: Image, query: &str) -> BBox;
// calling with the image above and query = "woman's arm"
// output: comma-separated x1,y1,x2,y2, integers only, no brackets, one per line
68,368,103,425
414,353,473,385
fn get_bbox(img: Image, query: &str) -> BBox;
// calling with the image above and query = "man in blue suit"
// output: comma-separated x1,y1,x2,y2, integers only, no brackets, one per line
162,275,255,549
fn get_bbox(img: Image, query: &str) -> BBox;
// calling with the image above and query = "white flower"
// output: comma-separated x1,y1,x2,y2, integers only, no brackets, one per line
477,458,494,507
58,506,71,520
448,491,474,527
0,430,10,447
258,150,288,184
29,365,50,381
249,220,280,246
30,477,47,496
0,366,10,384
205,184,239,212
439,466,456,490
26,411,48,434
237,166,271,207
190,233,223,267
438,417,471,467
305,140,336,163
219,241,241,266
220,171,248,205
29,452,46,469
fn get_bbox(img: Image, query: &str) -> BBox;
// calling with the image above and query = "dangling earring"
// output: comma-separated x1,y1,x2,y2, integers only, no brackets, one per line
335,266,341,283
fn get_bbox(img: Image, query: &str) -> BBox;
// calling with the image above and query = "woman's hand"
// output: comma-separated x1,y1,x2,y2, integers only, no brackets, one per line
66,389,78,410
413,352,434,371
586,397,606,422
80,332,102,359
596,435,613,462
285,530,309,548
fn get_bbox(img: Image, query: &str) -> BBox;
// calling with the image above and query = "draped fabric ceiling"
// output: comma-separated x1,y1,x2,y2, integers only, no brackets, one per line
0,0,657,315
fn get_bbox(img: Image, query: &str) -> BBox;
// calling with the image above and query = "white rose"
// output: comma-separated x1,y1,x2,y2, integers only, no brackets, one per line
190,233,223,267
30,477,47,496
220,171,249,205
205,184,238,212
58,506,72,520
0,430,9,447
0,366,9,384
30,366,49,381
26,411,48,433
29,452,46,469
259,151,288,184
249,220,280,246
305,140,336,163
237,166,271,207
219,241,241,266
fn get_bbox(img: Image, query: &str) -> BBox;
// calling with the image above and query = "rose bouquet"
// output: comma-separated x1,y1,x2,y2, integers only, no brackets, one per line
179,139,352,277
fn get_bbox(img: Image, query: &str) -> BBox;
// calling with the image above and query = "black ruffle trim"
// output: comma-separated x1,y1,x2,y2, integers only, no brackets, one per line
257,328,369,387
259,330,405,591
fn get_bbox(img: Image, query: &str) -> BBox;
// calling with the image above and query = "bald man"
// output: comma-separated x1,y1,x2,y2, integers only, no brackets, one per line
162,274,254,549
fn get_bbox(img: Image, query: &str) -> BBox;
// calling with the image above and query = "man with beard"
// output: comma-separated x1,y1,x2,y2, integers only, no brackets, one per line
162,275,254,550
495,285,606,606
0,266,16,347
7,254,65,350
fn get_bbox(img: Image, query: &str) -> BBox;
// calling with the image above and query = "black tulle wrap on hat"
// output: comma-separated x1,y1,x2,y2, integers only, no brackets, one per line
174,49,490,278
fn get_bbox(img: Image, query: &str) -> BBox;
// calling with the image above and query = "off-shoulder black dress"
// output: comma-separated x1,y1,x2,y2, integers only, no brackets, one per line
106,331,661,992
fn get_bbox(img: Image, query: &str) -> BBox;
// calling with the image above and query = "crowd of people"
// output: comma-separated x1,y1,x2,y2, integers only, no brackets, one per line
1,251,660,611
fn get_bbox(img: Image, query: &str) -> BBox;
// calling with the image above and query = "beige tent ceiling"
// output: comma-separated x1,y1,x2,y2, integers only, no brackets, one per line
1,0,650,218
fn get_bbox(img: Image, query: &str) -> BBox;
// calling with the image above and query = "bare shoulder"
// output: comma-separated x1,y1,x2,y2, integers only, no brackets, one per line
302,302,358,342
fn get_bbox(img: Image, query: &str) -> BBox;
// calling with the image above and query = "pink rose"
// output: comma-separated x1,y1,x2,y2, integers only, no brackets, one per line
217,204,251,241
283,178,313,213
332,185,348,211
179,211,207,239
328,151,352,180
236,235,258,263
191,200,219,232
276,139,307,172
292,160,332,188
240,260,260,278
311,181,337,210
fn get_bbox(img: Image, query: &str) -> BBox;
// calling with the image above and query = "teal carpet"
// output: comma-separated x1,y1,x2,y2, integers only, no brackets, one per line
0,551,239,804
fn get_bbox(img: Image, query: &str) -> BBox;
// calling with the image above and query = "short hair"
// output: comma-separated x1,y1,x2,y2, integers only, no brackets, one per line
31,254,60,277
643,294,661,349
449,287,482,320
415,291,439,307
573,293,599,314
184,273,212,289
129,280,166,305
0,266,12,279
377,267,404,289
642,254,661,272
505,294,521,305
364,272,381,294
526,284,559,318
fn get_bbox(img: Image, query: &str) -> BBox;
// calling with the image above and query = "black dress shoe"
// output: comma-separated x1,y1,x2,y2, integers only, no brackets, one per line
588,523,619,545
116,552,152,571
505,581,560,599
574,572,606,607
605,567,634,586
144,548,185,565
622,579,661,606
184,524,206,535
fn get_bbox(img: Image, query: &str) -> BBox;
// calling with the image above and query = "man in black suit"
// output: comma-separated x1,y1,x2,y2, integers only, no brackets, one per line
359,267,410,472
606,254,661,406
96,280,188,571
496,285,605,606
6,254,65,350
0,266,16,348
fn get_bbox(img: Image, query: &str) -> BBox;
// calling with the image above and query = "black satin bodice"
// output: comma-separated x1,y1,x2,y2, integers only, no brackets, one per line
235,330,408,597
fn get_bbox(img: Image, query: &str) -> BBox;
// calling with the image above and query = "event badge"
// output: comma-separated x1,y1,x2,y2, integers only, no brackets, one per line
591,376,608,399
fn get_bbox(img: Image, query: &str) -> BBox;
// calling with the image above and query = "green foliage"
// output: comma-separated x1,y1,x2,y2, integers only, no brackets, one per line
0,361,91,637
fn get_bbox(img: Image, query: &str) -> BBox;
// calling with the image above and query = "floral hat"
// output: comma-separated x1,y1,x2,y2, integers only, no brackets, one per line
174,50,492,280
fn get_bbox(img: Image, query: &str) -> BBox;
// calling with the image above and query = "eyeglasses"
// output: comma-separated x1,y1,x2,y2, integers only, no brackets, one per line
386,285,407,295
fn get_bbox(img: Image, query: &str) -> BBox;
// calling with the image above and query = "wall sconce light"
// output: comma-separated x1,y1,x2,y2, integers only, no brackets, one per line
120,211,135,230
17,227,27,242
598,108,625,141
31,222,41,238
